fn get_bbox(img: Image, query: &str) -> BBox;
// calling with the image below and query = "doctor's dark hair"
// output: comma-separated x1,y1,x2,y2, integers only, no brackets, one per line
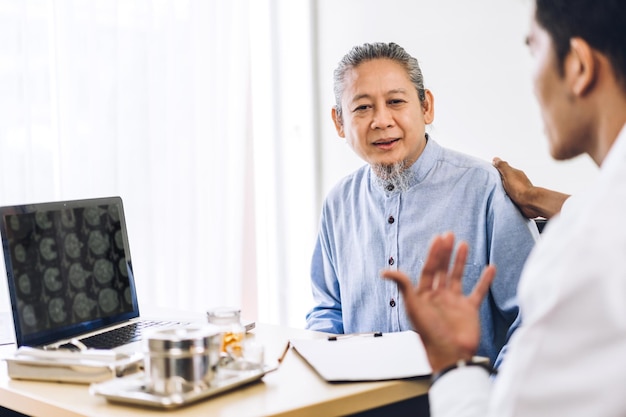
535,0,626,90
333,42,426,123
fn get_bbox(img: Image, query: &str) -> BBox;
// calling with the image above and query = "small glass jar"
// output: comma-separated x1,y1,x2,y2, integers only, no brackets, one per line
206,307,245,357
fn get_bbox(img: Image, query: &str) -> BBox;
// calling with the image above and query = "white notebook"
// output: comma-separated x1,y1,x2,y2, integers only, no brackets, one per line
290,330,432,382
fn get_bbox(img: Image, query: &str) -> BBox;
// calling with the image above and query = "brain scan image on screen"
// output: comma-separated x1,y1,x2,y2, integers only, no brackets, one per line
94,259,114,285
48,297,68,324
4,203,133,335
43,267,63,292
69,263,89,289
64,233,83,259
39,237,58,261
73,292,97,320
88,230,110,256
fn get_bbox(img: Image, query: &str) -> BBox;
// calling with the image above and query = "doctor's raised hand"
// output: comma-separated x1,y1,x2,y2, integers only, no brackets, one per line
381,233,496,373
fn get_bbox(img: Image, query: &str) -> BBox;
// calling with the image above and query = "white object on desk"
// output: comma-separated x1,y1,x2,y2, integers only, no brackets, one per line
15,346,124,362
290,330,432,382
4,347,143,383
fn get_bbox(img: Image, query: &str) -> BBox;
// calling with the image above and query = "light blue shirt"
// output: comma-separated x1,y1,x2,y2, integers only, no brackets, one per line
306,137,539,366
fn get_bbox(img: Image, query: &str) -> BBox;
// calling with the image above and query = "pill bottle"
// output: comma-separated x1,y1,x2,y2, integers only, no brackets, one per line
206,307,245,357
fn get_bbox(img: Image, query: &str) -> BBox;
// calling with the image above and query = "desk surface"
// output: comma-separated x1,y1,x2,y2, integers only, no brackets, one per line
0,323,429,417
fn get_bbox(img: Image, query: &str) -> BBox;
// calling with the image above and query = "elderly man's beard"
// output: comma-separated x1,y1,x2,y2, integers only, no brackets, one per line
372,160,413,192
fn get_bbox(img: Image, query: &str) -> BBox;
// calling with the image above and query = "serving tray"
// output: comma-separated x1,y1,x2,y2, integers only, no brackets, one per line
90,364,274,409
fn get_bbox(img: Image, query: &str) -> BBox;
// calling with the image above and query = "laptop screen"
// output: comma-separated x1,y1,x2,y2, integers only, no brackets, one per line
0,196,140,347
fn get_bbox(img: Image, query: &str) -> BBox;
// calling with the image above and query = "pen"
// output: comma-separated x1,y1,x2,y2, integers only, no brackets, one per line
327,331,383,341
277,341,290,364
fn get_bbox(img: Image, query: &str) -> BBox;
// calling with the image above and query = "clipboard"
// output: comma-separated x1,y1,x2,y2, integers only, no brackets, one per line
290,330,432,382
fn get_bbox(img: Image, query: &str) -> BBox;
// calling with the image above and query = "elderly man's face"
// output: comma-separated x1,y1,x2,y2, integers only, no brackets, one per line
332,59,434,171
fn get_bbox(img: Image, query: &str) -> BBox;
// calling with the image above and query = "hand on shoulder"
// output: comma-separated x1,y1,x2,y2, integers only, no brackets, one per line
492,157,570,219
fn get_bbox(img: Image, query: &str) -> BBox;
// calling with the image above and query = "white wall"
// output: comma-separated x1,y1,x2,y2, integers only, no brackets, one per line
314,0,597,200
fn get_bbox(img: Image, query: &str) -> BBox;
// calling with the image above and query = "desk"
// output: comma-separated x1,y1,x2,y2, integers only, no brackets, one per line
0,323,430,417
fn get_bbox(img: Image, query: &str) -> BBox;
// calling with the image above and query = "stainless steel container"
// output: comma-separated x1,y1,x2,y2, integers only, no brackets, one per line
144,325,221,395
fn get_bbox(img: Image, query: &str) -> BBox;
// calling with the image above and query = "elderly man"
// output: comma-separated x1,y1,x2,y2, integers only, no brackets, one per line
306,41,538,368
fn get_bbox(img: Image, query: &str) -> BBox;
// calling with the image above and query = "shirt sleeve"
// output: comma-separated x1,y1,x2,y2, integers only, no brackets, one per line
430,366,492,417
486,181,539,368
305,215,344,334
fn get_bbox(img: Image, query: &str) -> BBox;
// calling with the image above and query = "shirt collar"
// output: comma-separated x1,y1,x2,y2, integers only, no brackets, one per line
369,134,442,194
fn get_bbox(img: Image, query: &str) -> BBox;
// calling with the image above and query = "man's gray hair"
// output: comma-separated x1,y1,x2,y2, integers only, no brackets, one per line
333,42,426,122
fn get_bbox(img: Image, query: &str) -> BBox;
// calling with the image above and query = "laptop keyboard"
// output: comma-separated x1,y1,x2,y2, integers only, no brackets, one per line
78,320,184,350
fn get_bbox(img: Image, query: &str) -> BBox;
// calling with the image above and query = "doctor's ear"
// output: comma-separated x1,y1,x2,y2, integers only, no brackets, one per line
332,106,345,138
567,37,596,96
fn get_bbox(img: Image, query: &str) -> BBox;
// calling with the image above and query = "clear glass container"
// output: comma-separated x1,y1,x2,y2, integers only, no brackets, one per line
206,307,245,357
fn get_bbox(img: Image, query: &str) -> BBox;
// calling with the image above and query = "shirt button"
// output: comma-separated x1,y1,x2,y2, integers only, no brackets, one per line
389,299,396,307
388,256,394,266
386,184,394,191
387,216,395,224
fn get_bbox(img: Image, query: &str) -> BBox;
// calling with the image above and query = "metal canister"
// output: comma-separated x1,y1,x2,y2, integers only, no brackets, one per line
144,325,221,395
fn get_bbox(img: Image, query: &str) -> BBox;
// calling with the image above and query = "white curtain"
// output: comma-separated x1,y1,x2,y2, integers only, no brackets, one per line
0,0,318,328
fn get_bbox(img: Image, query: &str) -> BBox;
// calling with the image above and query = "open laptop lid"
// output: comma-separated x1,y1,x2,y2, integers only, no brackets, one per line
0,196,140,347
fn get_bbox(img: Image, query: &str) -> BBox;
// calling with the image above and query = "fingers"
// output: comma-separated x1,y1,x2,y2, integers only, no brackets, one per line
382,233,454,293
468,265,496,306
383,234,487,299
420,233,455,290
381,269,414,296
492,157,511,174
448,241,468,292
383,262,496,306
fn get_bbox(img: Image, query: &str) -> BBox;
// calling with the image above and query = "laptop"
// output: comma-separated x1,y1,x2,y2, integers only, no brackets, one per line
0,196,186,353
